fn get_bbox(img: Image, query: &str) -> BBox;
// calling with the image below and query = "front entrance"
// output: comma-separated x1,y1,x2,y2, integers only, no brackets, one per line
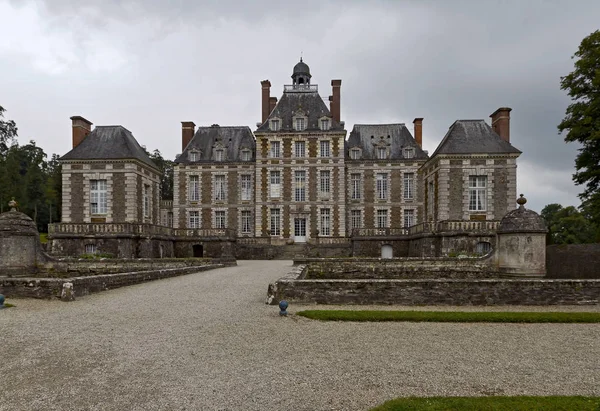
192,244,204,258
294,218,307,243
381,244,393,259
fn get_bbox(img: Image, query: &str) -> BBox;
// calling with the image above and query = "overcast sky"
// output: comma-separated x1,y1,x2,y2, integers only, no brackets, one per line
1,0,599,212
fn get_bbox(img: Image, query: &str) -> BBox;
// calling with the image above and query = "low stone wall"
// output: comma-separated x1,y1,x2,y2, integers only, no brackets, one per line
296,257,495,279
267,266,600,306
546,244,600,279
1,264,223,299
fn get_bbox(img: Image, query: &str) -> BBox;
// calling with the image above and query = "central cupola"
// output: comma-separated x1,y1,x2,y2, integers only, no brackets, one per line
292,58,311,85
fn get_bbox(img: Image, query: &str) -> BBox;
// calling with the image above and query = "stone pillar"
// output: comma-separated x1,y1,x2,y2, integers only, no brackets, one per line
496,195,547,277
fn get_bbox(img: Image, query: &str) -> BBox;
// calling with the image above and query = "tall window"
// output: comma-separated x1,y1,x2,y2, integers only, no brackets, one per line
320,140,330,157
376,209,388,228
294,141,305,158
376,173,388,200
270,141,281,158
469,176,487,211
403,172,414,200
320,119,330,131
351,173,361,200
294,170,306,202
320,170,330,195
188,211,200,228
404,148,415,159
428,180,435,216
241,210,252,234
270,170,281,198
214,175,226,201
295,118,306,131
214,210,226,229
351,210,362,229
189,175,200,201
377,147,387,159
404,209,415,228
215,149,224,162
270,119,280,131
90,179,107,214
241,175,252,201
143,184,150,218
167,212,173,227
270,208,281,236
320,208,331,236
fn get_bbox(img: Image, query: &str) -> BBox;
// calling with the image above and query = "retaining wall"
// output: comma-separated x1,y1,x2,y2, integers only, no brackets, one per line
546,244,600,279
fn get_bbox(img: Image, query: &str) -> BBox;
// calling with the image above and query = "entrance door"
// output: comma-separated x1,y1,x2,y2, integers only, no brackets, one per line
294,218,307,243
381,244,393,259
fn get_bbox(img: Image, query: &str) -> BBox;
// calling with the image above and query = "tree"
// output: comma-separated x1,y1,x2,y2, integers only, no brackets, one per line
558,30,600,229
148,149,174,200
541,203,598,244
0,105,18,155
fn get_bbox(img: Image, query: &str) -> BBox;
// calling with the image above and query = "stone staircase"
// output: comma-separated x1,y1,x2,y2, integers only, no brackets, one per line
274,243,307,260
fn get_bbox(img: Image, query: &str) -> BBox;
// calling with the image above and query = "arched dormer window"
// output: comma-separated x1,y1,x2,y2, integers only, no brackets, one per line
189,150,200,162
404,147,415,159
374,136,390,160
349,147,362,160
240,148,252,162
319,116,331,131
270,117,282,132
293,111,308,132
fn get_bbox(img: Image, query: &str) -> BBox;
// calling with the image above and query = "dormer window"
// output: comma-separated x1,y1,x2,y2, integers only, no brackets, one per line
295,118,306,131
215,149,225,162
189,151,199,162
404,148,415,159
320,118,331,131
241,149,251,162
377,147,387,160
350,148,361,160
270,119,280,131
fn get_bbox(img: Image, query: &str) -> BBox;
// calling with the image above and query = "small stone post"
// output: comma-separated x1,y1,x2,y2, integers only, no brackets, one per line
61,282,76,302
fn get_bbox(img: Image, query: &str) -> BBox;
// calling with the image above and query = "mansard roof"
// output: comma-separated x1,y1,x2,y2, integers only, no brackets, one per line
256,89,344,132
432,120,521,156
346,123,429,160
176,125,255,164
60,125,158,169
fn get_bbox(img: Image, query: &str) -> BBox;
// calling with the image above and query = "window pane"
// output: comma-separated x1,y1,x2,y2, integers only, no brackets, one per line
320,170,330,194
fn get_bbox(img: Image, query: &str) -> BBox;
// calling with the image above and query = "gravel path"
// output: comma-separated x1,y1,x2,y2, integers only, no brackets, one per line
1,260,599,411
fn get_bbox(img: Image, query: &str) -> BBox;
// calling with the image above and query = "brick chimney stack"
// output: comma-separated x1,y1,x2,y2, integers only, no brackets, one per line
490,107,512,143
413,118,423,148
329,79,342,123
269,96,277,114
70,116,93,148
261,80,271,124
181,121,196,151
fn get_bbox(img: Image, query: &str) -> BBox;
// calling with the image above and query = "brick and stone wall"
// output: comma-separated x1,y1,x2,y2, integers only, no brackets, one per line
546,244,600,279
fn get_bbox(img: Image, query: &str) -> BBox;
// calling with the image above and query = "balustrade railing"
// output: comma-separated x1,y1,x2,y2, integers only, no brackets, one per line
354,220,500,237
283,84,318,93
49,223,235,239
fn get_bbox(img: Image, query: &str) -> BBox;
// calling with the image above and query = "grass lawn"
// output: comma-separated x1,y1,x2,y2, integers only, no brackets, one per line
370,396,600,410
296,310,600,323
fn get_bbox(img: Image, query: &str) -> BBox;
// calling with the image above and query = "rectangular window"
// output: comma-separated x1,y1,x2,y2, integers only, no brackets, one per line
351,173,361,200
320,140,330,157
403,172,414,200
320,170,330,195
404,209,415,228
469,175,487,211
270,141,281,158
90,179,107,214
214,175,226,201
428,180,435,216
85,243,96,254
143,184,150,218
167,212,173,227
320,208,331,236
320,119,330,131
188,211,200,228
404,148,415,159
215,149,224,162
377,209,388,228
350,149,360,160
295,118,305,131
294,170,306,202
241,175,252,201
270,208,281,236
294,141,305,158
270,119,280,131
376,173,388,200
215,210,226,229
241,150,251,161
189,175,200,201
189,152,198,162
351,210,362,229
241,210,252,234
270,170,281,198
377,147,387,159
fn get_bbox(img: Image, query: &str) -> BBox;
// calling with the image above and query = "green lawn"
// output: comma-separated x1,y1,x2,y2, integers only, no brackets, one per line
296,310,600,323
370,396,600,410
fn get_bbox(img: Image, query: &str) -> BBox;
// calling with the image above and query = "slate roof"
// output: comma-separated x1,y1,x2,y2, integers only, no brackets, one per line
60,126,158,169
432,120,521,156
175,125,255,164
256,90,344,132
345,124,429,160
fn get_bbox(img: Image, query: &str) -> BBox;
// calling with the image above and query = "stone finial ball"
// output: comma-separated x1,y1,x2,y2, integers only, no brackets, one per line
8,198,17,211
516,194,527,206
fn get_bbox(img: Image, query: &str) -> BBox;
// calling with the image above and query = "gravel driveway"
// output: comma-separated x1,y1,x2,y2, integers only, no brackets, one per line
1,260,599,411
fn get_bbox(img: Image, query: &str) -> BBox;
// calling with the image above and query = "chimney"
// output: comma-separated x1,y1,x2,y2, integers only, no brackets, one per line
269,97,277,114
490,107,512,143
70,116,93,148
329,79,342,123
181,121,196,151
413,118,423,148
261,80,271,124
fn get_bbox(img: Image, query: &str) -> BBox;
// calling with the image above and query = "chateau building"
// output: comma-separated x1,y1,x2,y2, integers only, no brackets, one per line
51,59,521,258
